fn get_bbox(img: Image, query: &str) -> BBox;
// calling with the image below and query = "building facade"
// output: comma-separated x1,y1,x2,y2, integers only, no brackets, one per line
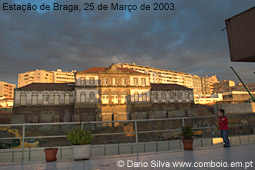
229,83,255,92
13,64,194,124
116,63,218,96
213,80,236,93
18,69,76,88
194,93,223,105
116,63,194,89
0,97,14,108
208,75,219,94
52,69,76,83
221,91,255,103
192,75,215,96
0,81,16,98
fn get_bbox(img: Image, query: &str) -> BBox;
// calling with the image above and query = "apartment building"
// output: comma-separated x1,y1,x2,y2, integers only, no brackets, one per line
229,83,255,92
0,81,16,98
208,75,219,94
18,69,76,87
116,63,193,88
213,80,236,93
52,69,76,83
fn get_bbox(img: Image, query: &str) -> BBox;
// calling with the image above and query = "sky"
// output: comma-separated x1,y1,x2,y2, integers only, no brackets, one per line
0,0,255,85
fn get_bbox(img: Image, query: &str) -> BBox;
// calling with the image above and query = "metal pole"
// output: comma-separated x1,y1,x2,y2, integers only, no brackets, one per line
182,118,185,127
12,148,14,163
60,146,62,160
230,66,255,102
81,122,83,130
134,121,139,154
21,125,25,163
28,148,31,162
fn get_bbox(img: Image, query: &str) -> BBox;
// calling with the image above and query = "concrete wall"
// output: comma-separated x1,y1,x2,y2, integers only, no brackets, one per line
214,103,255,114
12,105,74,123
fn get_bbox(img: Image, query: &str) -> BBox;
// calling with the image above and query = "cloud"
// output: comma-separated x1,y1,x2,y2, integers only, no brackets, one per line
0,0,254,85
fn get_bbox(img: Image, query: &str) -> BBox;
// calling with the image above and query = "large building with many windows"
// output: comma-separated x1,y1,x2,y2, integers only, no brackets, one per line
115,63,194,88
18,69,76,88
13,64,194,123
0,81,16,98
115,63,217,96
213,80,236,93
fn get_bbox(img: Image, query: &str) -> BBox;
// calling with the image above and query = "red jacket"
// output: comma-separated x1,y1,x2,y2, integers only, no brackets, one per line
219,116,228,130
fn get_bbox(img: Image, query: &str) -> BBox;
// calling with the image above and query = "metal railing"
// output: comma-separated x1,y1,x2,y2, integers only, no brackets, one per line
0,114,255,163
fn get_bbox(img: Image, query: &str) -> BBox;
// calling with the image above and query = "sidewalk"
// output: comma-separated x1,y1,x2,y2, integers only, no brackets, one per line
0,143,254,170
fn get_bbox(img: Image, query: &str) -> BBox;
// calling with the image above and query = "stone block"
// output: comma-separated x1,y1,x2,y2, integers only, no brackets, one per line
131,112,148,120
148,110,167,119
168,110,186,118
32,115,38,123
12,115,25,124
187,108,198,117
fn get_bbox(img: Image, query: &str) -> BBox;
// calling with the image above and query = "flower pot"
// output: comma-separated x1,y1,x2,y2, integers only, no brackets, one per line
182,139,193,150
73,145,91,160
44,148,58,162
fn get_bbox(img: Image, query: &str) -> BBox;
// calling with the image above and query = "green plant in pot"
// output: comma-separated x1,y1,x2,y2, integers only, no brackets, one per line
181,126,194,150
67,128,93,160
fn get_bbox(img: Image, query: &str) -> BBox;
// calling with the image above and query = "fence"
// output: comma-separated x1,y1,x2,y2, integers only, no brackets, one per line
0,114,255,163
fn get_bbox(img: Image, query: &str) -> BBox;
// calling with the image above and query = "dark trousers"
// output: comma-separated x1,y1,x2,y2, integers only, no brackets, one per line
221,130,230,146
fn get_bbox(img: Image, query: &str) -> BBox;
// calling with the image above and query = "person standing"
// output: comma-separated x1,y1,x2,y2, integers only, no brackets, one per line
218,109,230,147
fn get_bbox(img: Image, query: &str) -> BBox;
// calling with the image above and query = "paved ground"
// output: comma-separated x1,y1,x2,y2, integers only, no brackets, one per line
0,143,254,170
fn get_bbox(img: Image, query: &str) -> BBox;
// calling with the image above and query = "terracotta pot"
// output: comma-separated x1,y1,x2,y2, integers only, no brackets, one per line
182,139,193,150
44,148,58,162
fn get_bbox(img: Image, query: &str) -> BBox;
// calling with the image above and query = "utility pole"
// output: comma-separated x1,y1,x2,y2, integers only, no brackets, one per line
230,66,255,102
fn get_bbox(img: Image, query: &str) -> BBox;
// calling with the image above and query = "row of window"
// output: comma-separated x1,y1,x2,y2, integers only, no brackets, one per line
19,92,73,105
19,92,97,106
151,91,193,101
79,77,147,86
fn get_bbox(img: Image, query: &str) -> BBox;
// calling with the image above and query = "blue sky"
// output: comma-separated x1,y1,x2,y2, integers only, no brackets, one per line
0,0,255,85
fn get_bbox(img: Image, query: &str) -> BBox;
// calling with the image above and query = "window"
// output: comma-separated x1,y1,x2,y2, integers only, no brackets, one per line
112,78,117,86
102,95,109,104
142,92,147,101
103,78,107,86
42,93,49,105
142,78,146,86
121,95,127,103
178,92,182,99
121,92,127,103
161,92,166,102
170,92,174,99
121,78,126,86
31,93,38,105
134,92,139,102
151,92,158,101
112,94,118,104
80,92,86,103
185,92,189,101
81,78,85,86
53,93,60,105
89,92,95,102
64,93,70,104
20,93,27,105
89,77,95,86
134,78,138,86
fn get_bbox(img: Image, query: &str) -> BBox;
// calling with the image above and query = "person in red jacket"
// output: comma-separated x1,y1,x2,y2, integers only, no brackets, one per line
218,109,230,147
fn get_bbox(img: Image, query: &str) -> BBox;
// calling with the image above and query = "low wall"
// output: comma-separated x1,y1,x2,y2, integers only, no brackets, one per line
1,134,254,163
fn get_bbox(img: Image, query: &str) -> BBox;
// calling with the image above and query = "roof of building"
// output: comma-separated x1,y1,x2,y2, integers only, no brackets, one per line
82,66,142,74
151,83,192,90
17,83,75,91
